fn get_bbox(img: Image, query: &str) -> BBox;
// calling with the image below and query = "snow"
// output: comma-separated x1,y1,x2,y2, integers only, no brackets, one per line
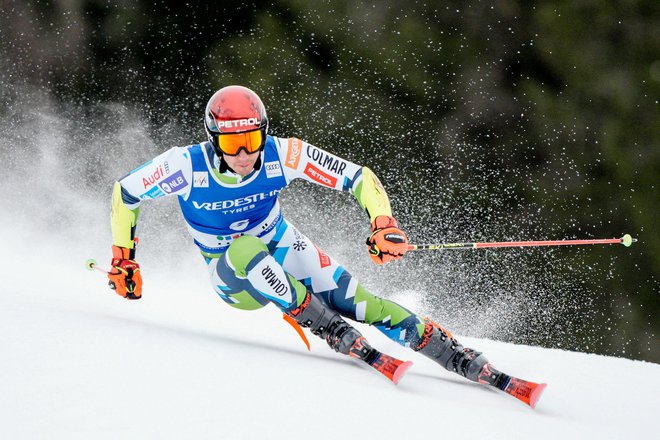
1,227,658,440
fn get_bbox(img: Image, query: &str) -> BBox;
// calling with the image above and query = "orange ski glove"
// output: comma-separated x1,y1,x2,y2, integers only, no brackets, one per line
366,215,409,265
108,245,142,299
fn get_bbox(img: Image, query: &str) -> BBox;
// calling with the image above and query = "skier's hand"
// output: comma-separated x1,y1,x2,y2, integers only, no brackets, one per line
108,245,142,299
367,215,409,265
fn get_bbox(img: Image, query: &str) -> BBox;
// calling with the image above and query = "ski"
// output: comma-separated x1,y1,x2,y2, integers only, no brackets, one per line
349,337,413,384
500,376,547,408
478,363,547,408
369,351,414,384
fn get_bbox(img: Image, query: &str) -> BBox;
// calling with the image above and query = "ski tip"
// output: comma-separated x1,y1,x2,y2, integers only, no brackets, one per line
392,360,414,384
529,383,547,409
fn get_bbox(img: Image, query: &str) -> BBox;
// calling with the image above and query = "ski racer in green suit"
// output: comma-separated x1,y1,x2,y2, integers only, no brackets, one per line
107,85,541,398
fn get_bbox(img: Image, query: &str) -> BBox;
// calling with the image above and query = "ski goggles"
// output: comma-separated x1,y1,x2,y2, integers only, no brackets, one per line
215,129,265,156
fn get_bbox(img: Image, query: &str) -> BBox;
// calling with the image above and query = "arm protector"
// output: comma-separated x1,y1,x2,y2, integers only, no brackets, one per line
111,181,139,249
351,167,393,222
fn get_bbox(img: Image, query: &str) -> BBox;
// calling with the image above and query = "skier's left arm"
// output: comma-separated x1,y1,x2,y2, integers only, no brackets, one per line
275,137,408,264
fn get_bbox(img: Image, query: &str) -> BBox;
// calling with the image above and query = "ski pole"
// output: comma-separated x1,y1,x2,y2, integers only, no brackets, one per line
408,234,637,251
85,258,110,274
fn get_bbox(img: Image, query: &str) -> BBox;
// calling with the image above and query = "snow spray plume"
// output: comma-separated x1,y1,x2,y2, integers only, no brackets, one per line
0,82,197,271
263,95,603,352
0,80,610,358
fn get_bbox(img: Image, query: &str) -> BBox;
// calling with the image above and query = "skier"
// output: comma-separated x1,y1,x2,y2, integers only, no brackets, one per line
107,85,545,406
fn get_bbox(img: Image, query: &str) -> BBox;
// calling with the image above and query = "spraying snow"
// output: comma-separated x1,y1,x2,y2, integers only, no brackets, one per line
0,71,656,440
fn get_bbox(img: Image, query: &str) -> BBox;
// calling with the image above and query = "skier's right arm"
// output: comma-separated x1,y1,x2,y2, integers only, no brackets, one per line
108,146,193,299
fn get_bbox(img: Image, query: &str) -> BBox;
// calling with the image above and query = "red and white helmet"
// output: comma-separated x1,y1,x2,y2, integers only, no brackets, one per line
204,85,269,156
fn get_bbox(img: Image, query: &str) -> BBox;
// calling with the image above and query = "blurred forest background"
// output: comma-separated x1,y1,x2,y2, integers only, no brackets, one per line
0,0,657,362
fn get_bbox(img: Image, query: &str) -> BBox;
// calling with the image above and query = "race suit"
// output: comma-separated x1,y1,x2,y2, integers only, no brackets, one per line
112,136,427,347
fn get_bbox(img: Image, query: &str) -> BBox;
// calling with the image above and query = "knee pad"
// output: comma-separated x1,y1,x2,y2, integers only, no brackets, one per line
225,235,304,310
226,235,269,277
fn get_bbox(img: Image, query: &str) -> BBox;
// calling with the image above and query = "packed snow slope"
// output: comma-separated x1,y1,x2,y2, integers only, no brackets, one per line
1,226,658,440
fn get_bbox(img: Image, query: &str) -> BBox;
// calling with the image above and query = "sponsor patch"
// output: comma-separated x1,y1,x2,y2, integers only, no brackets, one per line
250,258,293,306
229,219,250,231
304,163,337,188
384,233,406,243
265,161,283,178
140,185,165,199
193,171,209,188
192,189,281,212
159,170,187,194
142,165,165,189
314,243,331,268
285,138,302,169
306,145,347,175
217,118,261,129
261,265,289,297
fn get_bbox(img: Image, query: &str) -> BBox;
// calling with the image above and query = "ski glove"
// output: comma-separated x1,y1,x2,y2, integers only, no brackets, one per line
108,245,142,299
367,215,409,265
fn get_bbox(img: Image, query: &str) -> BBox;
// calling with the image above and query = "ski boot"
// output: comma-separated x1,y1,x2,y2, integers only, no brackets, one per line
288,292,413,383
414,319,546,407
